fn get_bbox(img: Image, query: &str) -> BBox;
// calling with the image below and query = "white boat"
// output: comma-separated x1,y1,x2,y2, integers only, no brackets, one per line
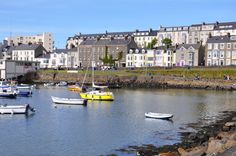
44,82,54,87
51,96,87,105
145,112,173,120
16,84,34,89
56,81,68,86
0,104,35,114
0,86,17,98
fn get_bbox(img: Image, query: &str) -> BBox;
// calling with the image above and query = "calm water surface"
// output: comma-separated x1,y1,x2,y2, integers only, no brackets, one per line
0,87,236,156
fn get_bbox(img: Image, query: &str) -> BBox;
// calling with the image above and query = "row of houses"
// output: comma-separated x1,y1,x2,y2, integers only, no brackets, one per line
67,21,236,49
1,34,236,72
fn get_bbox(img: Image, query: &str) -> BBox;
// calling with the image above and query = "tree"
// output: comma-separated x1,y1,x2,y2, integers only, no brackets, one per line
162,38,172,48
147,38,157,49
99,46,109,65
99,46,123,66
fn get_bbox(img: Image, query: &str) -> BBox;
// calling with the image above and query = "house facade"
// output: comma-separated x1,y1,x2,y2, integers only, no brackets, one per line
175,44,204,67
48,49,68,69
78,36,138,68
206,35,236,66
12,44,47,62
126,48,147,68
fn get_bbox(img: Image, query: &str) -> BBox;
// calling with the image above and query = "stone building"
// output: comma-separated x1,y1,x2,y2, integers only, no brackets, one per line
206,35,236,66
78,36,138,68
175,44,205,67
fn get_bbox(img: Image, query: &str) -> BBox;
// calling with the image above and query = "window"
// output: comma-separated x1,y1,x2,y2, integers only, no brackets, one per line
226,51,231,58
208,51,212,58
220,43,224,49
214,43,218,49
189,53,193,59
181,54,184,59
220,51,224,58
227,43,231,49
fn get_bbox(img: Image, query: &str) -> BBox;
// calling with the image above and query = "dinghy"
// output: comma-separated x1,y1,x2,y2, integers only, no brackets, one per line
0,104,35,114
145,112,173,120
51,96,87,105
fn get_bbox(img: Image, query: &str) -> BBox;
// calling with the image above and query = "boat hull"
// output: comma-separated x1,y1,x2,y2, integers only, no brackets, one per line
80,92,114,101
145,112,173,120
0,104,35,114
51,96,87,105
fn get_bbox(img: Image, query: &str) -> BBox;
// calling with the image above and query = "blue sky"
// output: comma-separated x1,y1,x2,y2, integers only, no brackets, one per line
0,0,235,48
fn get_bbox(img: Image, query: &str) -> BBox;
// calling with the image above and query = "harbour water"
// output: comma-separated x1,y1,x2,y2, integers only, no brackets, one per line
0,87,236,156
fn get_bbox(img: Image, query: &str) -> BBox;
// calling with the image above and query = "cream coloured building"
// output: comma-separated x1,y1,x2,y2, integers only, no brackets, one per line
6,32,54,52
206,35,236,66
126,49,147,68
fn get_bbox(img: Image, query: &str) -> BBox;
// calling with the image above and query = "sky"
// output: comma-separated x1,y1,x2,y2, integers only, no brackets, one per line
0,0,235,48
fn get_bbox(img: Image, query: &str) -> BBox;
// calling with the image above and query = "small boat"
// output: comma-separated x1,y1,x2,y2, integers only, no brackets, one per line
51,96,87,105
145,112,173,120
0,86,17,98
44,82,54,87
0,104,35,114
16,84,34,89
80,89,114,101
56,81,68,86
17,90,32,97
231,84,236,90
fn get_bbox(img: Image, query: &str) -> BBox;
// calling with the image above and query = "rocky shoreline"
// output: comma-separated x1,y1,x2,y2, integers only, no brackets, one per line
31,72,236,91
113,111,236,156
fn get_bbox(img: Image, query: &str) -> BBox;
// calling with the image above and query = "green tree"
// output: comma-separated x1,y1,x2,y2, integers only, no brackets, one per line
100,46,123,66
162,38,172,48
147,38,157,49
99,46,109,65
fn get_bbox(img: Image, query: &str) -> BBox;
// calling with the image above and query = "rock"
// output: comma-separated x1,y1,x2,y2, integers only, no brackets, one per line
222,126,230,132
178,146,207,156
206,139,226,154
224,140,236,150
158,152,179,156
232,117,236,121
225,122,236,127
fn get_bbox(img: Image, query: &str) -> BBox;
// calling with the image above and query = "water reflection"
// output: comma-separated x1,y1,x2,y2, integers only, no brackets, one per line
0,88,235,156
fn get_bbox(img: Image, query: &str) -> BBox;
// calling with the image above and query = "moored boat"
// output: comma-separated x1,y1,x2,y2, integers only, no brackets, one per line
44,82,54,87
0,86,17,98
0,104,35,114
51,96,87,105
56,81,68,86
80,89,114,101
145,112,173,120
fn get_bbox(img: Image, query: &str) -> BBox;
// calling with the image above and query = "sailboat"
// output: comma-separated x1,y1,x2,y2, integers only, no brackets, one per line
79,52,114,101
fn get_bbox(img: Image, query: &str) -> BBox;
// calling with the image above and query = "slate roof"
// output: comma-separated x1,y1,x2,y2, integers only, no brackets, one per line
176,44,201,50
128,48,147,54
37,53,50,59
206,35,236,43
214,22,236,30
79,38,132,46
13,44,41,50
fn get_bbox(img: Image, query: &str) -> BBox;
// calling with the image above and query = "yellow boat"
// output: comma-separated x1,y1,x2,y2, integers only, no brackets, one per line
80,90,114,101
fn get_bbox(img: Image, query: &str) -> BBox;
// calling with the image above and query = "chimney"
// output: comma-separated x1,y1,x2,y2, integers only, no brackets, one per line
203,22,206,25
149,28,152,33
216,21,219,25
105,30,108,34
96,36,100,41
227,32,231,38
135,29,139,33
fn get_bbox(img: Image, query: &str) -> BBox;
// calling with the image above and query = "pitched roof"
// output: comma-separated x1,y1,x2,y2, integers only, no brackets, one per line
37,53,50,59
176,44,201,50
13,44,42,50
79,38,132,46
206,35,236,43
